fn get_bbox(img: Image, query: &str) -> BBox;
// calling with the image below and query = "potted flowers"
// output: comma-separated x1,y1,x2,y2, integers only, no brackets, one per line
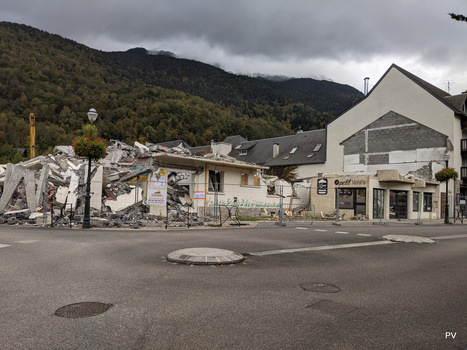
72,124,107,161
434,167,458,182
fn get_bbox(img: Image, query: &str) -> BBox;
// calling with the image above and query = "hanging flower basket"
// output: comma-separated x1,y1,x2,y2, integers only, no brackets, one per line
72,136,108,161
434,167,458,182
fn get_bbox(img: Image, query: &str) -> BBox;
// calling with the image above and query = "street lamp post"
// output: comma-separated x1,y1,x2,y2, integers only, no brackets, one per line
82,108,98,229
444,153,450,224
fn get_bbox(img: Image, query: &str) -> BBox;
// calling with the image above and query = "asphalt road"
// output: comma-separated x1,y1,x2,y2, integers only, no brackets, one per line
0,222,466,350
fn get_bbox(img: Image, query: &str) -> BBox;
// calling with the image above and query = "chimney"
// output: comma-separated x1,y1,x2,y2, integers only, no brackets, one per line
364,77,370,96
273,142,280,158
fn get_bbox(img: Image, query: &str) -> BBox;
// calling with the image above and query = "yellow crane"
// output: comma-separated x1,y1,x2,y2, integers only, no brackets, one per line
29,113,35,159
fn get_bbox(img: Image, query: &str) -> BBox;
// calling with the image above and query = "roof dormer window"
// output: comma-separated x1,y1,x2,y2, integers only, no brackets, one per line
239,150,248,156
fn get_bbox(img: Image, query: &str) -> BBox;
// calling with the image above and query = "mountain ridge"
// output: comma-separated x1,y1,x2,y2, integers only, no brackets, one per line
0,21,362,162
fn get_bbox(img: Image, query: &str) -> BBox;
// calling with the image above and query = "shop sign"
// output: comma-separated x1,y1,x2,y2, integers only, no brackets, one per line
194,191,205,199
317,178,328,195
334,178,367,186
147,168,167,205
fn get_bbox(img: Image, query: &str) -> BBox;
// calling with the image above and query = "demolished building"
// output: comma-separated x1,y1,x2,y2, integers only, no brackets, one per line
0,140,310,227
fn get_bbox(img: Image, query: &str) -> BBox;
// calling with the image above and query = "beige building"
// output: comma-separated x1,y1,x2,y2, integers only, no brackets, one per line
310,64,467,220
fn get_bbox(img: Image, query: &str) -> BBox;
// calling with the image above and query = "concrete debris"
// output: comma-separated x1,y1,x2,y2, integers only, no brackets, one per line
0,139,214,227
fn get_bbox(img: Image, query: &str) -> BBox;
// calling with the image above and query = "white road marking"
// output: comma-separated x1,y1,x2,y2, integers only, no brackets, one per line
16,240,39,244
250,240,395,256
0,244,11,248
431,234,467,240
335,231,349,234
295,227,309,230
358,233,372,237
314,229,328,232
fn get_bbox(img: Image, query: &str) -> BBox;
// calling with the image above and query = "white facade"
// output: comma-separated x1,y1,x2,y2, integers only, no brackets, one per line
309,64,467,220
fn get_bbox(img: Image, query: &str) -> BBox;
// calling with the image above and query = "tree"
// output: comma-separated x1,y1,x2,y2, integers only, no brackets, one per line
266,166,299,183
449,13,467,22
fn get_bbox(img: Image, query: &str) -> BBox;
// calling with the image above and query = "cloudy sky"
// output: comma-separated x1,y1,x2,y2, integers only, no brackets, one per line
2,0,467,94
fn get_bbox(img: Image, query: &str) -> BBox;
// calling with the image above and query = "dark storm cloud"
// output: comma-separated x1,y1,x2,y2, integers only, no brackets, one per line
2,0,467,93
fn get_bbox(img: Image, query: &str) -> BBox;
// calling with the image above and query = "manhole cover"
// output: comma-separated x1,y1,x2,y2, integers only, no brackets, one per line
55,302,113,318
300,282,340,293
167,247,245,265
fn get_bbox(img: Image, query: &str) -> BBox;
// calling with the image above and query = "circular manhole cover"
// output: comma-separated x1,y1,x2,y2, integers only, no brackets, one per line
167,247,245,265
300,282,340,293
55,302,113,318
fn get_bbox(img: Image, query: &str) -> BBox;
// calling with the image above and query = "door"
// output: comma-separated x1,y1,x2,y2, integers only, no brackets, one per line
390,190,407,219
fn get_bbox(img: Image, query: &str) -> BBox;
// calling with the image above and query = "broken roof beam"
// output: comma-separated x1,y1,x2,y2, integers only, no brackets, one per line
118,166,155,183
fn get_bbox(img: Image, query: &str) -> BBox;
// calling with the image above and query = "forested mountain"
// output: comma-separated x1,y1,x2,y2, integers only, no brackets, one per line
0,22,362,162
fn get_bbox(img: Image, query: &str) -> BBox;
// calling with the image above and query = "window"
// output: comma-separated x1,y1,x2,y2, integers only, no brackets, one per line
208,170,223,192
413,192,419,212
373,189,384,219
338,189,354,209
235,145,242,149
423,193,432,212
241,173,248,185
253,175,260,186
337,188,367,215
313,144,322,152
239,150,247,156
306,154,315,158
290,147,298,154
282,155,290,160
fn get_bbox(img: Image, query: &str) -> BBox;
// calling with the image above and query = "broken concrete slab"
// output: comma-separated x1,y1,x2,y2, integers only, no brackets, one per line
55,186,68,205
104,186,143,213
90,217,110,228
24,169,36,213
0,164,26,213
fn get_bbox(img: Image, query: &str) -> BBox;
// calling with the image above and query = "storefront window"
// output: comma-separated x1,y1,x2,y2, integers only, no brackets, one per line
373,189,384,219
338,189,354,209
337,188,366,216
423,193,432,212
413,192,419,212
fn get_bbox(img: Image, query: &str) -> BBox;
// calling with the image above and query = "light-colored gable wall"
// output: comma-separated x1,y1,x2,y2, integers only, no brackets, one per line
325,67,459,174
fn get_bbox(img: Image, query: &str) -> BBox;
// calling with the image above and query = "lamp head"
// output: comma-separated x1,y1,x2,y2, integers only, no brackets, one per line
87,108,98,122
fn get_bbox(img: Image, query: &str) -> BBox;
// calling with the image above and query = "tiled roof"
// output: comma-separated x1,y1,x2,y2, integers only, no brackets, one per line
225,130,326,167
226,134,295,165
265,129,326,167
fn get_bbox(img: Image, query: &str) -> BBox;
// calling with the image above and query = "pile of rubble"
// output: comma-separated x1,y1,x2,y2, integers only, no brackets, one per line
0,140,204,228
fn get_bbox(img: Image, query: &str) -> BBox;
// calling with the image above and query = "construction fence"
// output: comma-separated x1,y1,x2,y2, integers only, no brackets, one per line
0,170,454,228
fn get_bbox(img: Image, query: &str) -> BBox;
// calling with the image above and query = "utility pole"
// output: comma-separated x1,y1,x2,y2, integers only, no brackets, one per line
29,113,36,159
